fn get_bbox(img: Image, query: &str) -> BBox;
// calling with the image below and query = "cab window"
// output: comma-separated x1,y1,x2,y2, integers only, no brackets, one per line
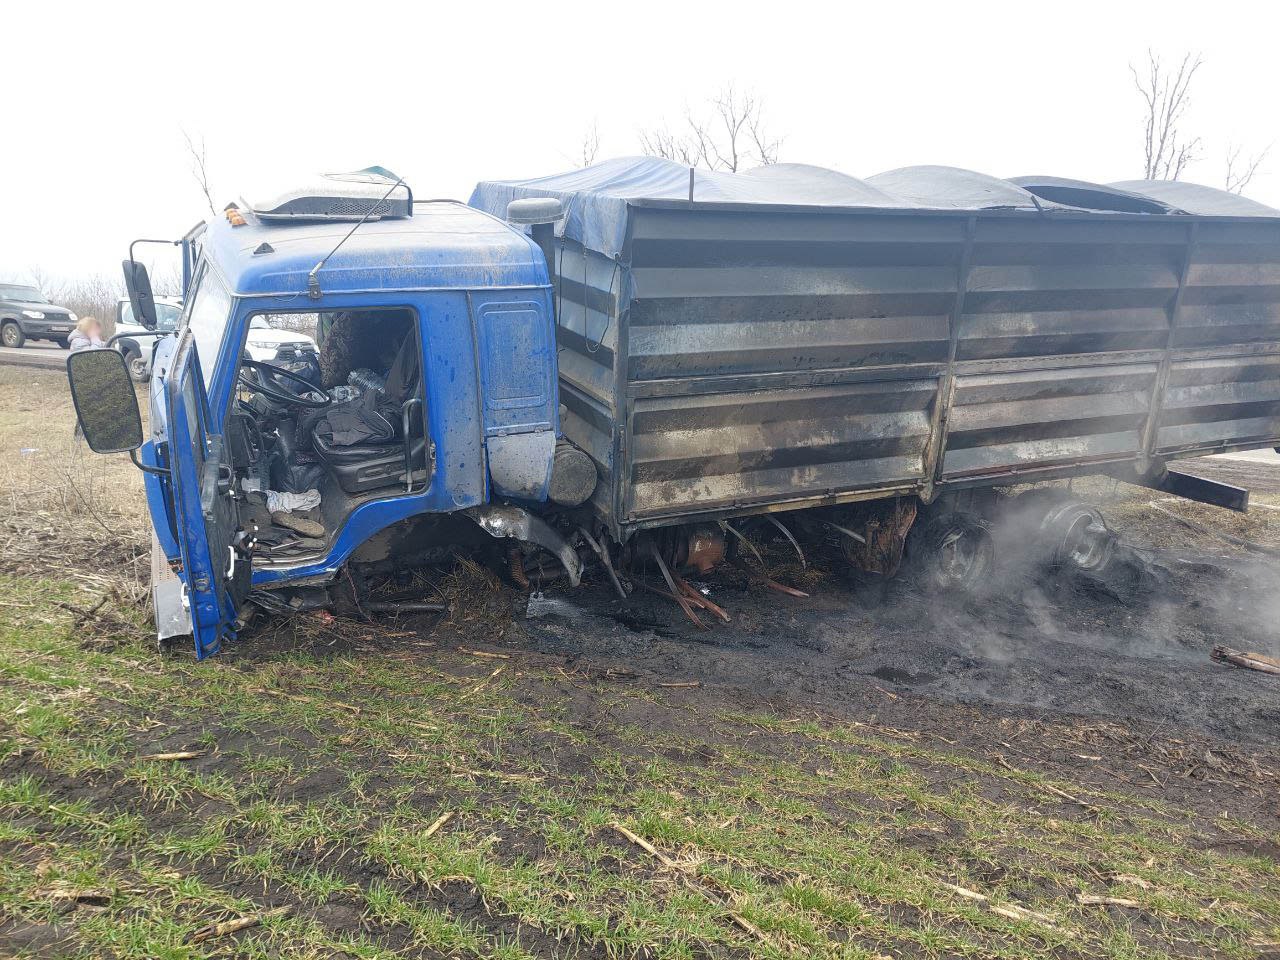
181,266,233,389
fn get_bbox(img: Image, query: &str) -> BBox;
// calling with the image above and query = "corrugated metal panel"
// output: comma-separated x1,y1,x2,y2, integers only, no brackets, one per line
942,364,1158,477
1154,221,1280,456
619,212,958,523
544,206,1280,537
939,217,1182,478
551,239,622,526
626,379,934,520
1157,356,1280,454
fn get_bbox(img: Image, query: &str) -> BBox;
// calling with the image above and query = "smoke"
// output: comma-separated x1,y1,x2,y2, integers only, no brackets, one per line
914,486,1280,671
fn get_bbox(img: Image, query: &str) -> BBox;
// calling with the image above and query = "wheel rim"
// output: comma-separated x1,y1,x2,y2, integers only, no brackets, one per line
1058,510,1113,572
937,531,975,584
929,521,992,590
1041,502,1114,572
130,356,148,379
2,326,16,346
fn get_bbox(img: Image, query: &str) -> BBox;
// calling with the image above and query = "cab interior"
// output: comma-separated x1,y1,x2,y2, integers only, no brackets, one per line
227,308,430,562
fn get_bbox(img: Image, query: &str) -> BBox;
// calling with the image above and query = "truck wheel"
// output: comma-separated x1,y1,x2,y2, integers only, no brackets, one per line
1039,501,1115,574
909,512,994,593
125,350,149,383
1,322,24,348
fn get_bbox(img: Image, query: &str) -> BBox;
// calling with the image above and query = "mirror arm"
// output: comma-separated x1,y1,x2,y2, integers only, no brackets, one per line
130,449,171,477
129,238,180,263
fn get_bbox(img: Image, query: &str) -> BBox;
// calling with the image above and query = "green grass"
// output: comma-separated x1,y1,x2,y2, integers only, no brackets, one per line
0,572,1277,959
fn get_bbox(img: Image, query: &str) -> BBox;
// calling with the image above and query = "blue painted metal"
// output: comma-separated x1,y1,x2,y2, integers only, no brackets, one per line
143,197,561,644
161,338,235,659
204,201,549,298
145,335,180,561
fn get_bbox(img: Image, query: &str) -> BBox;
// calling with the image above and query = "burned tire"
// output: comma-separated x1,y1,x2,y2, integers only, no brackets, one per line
909,512,994,593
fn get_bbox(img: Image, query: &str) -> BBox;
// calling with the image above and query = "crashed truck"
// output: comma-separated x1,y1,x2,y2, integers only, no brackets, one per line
66,159,1280,657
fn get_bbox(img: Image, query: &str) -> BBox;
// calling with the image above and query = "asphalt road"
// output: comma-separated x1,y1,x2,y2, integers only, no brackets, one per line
0,340,66,370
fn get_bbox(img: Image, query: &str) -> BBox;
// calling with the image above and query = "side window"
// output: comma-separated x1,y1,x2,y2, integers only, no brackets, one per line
182,266,234,389
181,373,205,475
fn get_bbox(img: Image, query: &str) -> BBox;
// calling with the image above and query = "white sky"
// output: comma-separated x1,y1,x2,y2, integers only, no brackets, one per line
3,0,1277,286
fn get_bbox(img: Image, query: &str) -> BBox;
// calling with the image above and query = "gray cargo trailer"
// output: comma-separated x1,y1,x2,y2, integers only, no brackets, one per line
471,159,1280,546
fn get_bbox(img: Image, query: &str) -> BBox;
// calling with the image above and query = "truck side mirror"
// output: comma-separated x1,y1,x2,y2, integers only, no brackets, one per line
66,349,144,453
122,259,158,330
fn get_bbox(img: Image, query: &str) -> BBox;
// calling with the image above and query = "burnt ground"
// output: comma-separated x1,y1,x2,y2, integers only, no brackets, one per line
501,543,1280,747
279,471,1280,749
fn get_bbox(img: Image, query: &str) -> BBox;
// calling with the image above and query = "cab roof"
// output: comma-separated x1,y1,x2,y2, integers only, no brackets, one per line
203,200,549,298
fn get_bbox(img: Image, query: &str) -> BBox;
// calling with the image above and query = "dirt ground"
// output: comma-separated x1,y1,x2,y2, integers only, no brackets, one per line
1,363,1278,959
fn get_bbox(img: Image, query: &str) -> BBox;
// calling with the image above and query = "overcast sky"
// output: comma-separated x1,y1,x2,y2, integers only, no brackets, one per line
3,0,1276,287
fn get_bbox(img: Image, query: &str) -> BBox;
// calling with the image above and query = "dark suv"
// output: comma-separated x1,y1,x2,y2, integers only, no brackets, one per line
0,283,77,348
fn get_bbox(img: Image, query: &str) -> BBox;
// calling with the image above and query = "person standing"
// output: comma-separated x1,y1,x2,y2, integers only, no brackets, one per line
67,316,106,352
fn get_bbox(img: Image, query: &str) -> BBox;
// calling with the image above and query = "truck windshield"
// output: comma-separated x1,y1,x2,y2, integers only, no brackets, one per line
182,267,233,389
0,285,44,302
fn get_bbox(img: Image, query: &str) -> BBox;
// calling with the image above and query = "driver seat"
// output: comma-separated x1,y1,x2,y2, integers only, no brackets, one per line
311,327,430,494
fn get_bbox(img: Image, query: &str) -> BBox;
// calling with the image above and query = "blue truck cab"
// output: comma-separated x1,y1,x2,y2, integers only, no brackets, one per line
69,172,593,658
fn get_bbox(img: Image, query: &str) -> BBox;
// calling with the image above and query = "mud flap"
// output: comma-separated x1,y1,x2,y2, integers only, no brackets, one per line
151,528,191,643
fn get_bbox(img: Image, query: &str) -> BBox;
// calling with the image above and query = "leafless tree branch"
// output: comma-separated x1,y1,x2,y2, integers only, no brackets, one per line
639,86,782,172
638,125,700,167
1130,50,1203,180
1224,142,1270,194
580,120,601,168
181,128,217,215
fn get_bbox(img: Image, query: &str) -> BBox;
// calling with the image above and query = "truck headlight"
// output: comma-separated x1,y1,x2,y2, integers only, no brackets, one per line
21,310,45,319
68,312,78,322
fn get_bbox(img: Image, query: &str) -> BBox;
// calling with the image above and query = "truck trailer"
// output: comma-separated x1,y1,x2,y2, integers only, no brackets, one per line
65,161,1280,656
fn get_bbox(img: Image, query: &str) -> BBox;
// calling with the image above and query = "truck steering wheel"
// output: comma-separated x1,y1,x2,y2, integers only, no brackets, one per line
238,359,331,409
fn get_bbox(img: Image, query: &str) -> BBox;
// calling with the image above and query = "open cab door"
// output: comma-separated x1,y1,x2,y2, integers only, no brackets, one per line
161,336,252,658
69,258,251,660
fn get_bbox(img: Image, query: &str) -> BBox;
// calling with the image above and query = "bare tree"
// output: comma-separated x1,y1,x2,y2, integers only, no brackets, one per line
1131,50,1203,180
638,125,702,167
639,86,781,172
24,265,54,297
181,128,217,215
1224,142,1270,194
25,269,125,332
580,120,601,167
149,262,185,298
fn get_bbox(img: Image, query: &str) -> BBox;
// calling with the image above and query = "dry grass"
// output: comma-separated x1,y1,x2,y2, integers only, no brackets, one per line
0,365,150,597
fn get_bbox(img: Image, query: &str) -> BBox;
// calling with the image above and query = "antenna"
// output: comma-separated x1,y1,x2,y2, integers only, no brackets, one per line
306,173,407,300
